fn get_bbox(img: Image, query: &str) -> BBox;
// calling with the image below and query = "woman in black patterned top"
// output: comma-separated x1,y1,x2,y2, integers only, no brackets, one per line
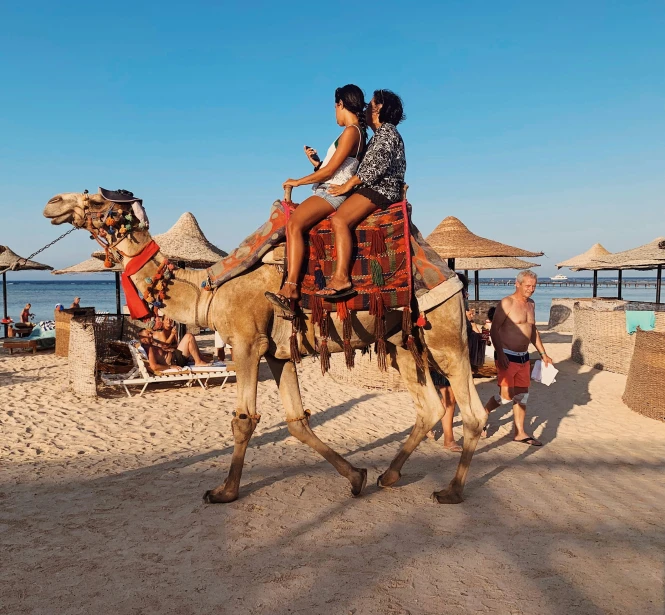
319,89,406,300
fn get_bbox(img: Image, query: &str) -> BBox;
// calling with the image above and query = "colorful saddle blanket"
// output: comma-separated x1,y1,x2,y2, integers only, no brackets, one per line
293,201,410,312
205,199,456,311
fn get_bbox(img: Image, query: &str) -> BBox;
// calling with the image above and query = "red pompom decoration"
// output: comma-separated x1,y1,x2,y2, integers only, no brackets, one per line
416,313,427,328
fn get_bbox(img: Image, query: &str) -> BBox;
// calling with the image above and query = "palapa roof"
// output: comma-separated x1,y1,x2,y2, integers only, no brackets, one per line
455,256,541,271
52,257,123,275
425,217,543,259
557,243,612,271
586,237,665,270
0,245,52,271
94,212,227,268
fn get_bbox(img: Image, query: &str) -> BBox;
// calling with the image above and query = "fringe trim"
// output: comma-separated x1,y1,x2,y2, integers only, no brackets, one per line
319,310,331,374
343,316,354,369
311,294,323,326
337,299,350,321
310,233,326,260
370,228,387,256
290,313,302,364
370,258,385,286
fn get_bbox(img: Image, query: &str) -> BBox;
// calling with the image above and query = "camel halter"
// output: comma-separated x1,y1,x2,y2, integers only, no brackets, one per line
81,191,145,267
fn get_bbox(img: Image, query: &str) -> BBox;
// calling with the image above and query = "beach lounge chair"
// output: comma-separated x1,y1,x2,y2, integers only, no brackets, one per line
100,343,236,397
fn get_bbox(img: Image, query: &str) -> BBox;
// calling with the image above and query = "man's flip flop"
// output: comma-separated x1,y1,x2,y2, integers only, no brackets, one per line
264,291,295,315
315,286,357,301
515,437,542,447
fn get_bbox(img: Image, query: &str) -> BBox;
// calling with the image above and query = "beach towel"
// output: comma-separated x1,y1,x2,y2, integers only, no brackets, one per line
26,325,56,349
625,311,656,335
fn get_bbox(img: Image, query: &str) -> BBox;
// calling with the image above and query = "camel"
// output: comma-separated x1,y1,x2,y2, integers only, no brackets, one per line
43,190,488,504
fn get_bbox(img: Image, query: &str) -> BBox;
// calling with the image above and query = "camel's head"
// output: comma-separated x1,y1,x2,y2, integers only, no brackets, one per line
43,191,107,228
43,189,151,258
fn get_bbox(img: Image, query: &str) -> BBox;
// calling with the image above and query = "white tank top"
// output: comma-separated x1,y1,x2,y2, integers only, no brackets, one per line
313,125,363,189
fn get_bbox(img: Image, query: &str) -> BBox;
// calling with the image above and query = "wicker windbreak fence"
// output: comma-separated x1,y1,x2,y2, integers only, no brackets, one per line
623,329,665,421
68,315,98,397
571,302,665,374
54,307,95,357
327,351,407,392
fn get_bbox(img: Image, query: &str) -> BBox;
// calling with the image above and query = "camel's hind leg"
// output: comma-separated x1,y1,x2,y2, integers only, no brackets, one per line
377,344,447,488
426,294,488,504
204,340,263,504
264,354,367,497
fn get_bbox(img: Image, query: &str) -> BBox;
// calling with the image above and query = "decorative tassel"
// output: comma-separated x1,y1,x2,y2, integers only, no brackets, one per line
416,312,427,328
104,250,112,268
337,299,350,321
370,228,387,256
311,294,323,326
310,233,327,260
290,332,301,364
407,334,425,372
376,337,387,371
343,316,354,369
369,291,384,318
402,307,412,347
319,339,330,375
314,266,326,290
370,259,385,286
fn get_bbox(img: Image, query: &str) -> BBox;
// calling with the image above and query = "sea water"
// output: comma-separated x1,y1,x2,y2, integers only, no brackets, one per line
1,278,659,325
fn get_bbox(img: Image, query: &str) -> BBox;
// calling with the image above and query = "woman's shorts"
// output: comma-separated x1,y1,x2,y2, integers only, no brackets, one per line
355,186,393,209
312,183,347,211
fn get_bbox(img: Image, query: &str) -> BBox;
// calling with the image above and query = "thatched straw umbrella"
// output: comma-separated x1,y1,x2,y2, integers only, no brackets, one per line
426,217,543,300
557,243,613,298
455,256,541,271
587,237,665,303
0,245,53,337
93,212,227,268
52,258,124,314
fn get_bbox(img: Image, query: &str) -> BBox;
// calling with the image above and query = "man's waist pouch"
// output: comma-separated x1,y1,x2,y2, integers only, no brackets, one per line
494,350,530,364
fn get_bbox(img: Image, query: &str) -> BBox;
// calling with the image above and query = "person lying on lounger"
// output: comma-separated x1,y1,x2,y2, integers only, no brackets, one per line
138,328,209,371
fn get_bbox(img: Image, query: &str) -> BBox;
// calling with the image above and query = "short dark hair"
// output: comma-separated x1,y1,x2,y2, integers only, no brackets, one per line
487,307,496,321
374,89,406,126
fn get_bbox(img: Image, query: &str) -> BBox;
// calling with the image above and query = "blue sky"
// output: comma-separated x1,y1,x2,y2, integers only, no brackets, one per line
1,1,663,279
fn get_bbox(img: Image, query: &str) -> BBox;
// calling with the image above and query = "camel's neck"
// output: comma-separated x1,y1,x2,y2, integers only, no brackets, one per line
128,250,212,327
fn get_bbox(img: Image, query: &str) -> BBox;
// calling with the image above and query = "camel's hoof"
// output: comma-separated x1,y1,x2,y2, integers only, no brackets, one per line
350,468,367,497
377,469,401,488
431,489,464,505
203,489,239,504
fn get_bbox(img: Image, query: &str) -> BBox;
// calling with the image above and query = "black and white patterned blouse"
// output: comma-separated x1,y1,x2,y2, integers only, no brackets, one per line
356,122,406,203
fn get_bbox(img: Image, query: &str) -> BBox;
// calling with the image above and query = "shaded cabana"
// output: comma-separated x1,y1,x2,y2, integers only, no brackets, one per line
52,258,124,314
93,212,227,269
0,245,53,338
557,243,613,298
587,237,665,304
426,217,543,300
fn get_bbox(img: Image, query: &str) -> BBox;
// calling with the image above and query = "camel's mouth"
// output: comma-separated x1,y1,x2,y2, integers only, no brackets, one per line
47,212,74,225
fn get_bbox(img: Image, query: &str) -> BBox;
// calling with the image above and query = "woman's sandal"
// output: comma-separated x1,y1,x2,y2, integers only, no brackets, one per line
315,286,357,301
264,291,296,315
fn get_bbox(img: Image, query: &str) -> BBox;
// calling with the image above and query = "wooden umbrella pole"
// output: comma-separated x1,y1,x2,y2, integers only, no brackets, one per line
2,272,7,339
656,265,662,304
448,258,455,270
115,271,121,314
593,270,598,298
474,270,480,301
617,270,623,300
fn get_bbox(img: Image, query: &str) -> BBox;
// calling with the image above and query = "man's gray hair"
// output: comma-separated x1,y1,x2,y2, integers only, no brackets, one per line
516,270,538,283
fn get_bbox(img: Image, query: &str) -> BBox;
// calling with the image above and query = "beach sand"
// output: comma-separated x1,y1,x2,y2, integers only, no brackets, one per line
1,331,663,614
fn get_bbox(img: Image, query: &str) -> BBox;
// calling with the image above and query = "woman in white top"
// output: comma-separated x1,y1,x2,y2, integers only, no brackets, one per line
265,85,367,313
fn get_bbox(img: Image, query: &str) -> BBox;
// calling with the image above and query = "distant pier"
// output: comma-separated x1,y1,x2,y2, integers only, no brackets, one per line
477,280,657,288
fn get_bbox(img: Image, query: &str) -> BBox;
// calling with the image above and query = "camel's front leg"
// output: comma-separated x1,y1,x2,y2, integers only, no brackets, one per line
264,354,367,497
377,344,446,488
429,344,486,504
204,340,262,504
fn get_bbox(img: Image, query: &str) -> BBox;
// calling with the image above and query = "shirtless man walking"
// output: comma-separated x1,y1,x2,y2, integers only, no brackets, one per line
483,270,552,446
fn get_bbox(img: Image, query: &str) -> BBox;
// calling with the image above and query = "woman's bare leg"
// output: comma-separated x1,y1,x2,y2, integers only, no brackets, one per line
441,387,462,451
178,333,207,366
280,196,334,300
320,193,378,294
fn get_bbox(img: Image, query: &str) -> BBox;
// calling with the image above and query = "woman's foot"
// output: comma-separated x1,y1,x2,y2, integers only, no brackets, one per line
316,276,353,297
443,440,463,453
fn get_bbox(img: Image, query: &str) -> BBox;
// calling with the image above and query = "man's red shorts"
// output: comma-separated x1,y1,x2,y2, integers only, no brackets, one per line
496,360,531,388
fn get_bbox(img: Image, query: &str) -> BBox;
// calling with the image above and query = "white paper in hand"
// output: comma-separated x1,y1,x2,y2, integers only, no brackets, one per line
531,359,558,386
